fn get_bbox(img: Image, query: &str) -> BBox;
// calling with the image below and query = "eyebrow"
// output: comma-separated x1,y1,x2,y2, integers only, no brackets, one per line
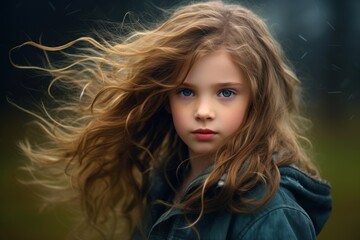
179,82,244,88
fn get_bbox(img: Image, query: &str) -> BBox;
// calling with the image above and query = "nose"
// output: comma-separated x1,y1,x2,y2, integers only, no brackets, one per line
194,97,215,121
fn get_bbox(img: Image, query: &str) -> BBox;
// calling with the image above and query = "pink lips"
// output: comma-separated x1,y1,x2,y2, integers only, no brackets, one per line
192,129,217,141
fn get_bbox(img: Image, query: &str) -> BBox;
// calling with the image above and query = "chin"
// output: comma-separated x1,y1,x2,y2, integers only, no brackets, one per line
190,147,217,156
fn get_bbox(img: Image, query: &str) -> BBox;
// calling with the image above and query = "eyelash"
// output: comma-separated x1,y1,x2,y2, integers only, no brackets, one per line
218,89,236,98
178,88,194,97
177,88,237,98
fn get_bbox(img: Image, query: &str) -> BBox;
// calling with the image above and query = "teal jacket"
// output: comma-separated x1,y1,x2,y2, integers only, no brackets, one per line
133,165,332,239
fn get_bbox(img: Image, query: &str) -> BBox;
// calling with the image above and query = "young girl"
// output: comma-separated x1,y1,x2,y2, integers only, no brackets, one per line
14,1,332,239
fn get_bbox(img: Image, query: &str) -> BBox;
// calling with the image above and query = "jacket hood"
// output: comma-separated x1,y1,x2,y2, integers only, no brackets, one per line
148,164,332,235
279,166,332,235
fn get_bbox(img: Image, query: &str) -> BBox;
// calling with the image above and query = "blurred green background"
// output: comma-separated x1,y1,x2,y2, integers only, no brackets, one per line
1,0,359,239
3,113,360,239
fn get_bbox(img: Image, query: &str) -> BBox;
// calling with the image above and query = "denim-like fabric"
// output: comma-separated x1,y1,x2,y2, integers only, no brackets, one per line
133,165,332,240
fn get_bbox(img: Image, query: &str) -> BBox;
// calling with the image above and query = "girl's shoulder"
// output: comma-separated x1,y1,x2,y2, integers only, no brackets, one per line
142,165,331,240
227,165,332,239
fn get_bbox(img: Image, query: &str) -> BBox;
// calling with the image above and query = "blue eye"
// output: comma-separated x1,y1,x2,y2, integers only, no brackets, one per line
179,89,194,97
219,89,235,98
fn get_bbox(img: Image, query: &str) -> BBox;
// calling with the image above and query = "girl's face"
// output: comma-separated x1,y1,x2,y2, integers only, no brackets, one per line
169,50,250,158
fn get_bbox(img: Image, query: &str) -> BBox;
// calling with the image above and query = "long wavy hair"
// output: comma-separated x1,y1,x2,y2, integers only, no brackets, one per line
13,1,320,239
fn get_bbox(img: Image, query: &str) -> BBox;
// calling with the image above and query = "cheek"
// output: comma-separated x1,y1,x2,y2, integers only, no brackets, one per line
223,106,247,134
225,117,243,134
172,110,185,128
169,100,188,131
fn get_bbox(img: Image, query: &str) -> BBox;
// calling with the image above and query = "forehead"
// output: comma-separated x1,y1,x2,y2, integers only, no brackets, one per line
183,49,245,85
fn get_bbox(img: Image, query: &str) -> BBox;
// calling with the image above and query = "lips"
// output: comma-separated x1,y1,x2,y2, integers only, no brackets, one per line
193,129,216,134
192,129,217,141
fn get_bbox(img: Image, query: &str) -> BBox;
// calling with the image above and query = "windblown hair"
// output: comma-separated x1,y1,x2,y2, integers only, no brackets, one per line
13,1,319,239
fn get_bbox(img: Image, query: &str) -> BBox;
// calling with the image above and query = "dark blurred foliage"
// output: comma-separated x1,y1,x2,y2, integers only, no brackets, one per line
2,0,360,118
1,0,359,239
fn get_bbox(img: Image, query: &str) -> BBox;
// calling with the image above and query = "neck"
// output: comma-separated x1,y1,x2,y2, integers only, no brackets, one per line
173,151,214,203
188,152,215,179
